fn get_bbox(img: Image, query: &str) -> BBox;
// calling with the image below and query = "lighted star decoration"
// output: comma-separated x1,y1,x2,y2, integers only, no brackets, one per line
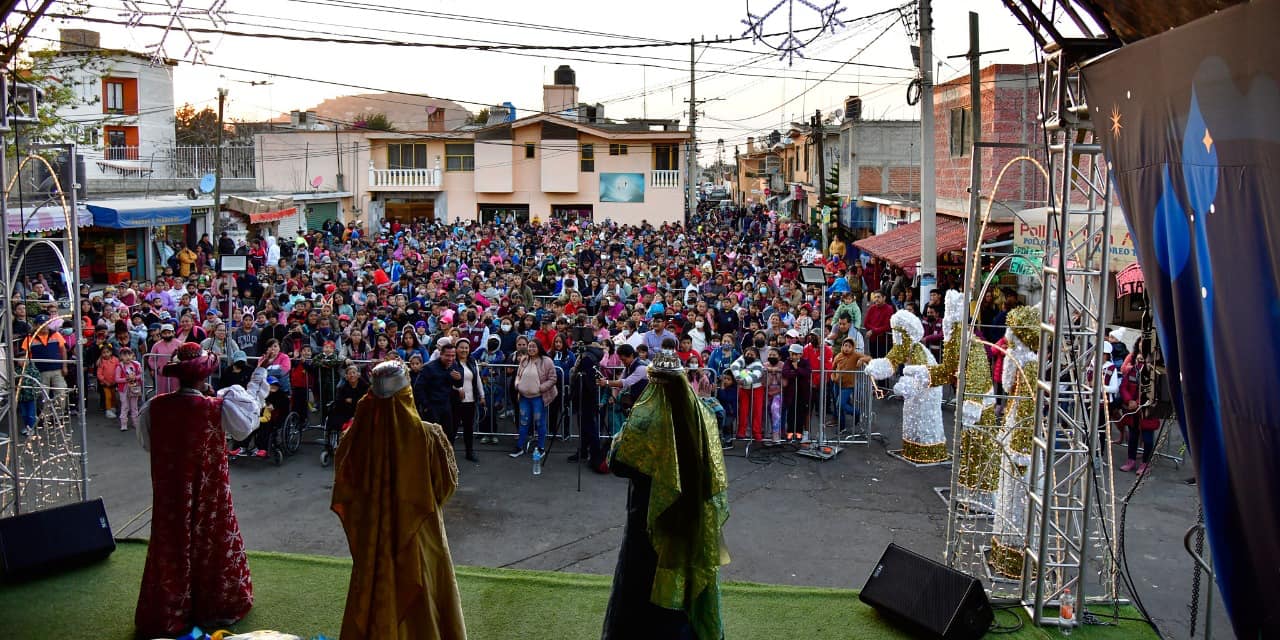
1202,127,1214,153
120,0,228,65
742,0,847,65
1108,103,1122,139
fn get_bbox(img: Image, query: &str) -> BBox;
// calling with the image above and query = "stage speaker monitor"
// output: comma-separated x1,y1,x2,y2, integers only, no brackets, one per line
0,498,116,581
859,543,993,640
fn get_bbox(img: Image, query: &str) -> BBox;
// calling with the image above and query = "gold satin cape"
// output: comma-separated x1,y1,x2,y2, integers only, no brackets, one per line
331,385,467,640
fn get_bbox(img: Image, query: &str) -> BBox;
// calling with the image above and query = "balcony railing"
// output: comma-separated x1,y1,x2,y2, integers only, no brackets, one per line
87,145,257,179
368,166,443,190
650,169,680,188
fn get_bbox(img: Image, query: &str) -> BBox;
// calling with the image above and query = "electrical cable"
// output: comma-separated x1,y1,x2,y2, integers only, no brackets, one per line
39,3,915,56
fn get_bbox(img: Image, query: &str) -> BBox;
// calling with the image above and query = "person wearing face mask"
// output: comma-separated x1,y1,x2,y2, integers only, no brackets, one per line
706,334,739,378
729,346,765,445
687,313,709,353
148,323,184,395
763,347,785,444
496,317,519,357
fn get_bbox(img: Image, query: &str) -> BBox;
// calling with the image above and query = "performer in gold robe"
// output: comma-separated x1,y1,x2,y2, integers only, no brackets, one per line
331,360,467,640
603,349,730,640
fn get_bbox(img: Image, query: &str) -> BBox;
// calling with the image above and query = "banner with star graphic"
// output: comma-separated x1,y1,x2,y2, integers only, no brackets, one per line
1083,2,1280,636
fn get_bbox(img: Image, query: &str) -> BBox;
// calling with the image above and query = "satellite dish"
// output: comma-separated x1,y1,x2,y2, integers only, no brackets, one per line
198,173,216,193
310,176,324,189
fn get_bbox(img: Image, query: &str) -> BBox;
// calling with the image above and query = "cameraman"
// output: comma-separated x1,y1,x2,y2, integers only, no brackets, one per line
569,339,607,472
599,343,647,415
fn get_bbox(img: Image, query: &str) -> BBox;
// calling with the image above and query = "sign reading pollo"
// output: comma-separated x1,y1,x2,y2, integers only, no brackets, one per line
1010,206,1138,275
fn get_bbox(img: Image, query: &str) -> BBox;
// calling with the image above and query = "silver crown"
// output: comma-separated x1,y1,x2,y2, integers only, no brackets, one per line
370,359,411,398
650,348,683,372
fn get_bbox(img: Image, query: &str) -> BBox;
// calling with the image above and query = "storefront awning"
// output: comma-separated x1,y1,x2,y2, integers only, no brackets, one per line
853,216,1012,275
87,200,192,229
248,207,297,224
6,205,93,235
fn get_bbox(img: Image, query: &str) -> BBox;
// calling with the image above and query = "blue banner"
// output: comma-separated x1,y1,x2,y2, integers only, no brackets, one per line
1083,2,1280,636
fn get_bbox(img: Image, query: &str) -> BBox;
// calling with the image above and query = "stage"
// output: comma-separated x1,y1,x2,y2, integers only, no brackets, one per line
0,539,1157,639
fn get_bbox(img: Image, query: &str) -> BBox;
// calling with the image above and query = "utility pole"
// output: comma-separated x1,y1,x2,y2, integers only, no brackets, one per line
684,40,722,224
814,109,828,251
918,0,937,302
964,12,983,298
212,87,227,241
686,39,697,225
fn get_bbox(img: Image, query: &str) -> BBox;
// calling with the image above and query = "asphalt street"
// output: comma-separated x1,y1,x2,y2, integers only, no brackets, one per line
86,399,1228,639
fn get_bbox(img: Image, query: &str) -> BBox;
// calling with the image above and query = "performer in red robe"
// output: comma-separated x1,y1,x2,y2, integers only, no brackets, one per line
135,342,269,638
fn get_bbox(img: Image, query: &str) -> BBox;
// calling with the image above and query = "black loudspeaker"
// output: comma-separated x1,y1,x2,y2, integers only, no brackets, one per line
0,498,116,581
859,543,994,640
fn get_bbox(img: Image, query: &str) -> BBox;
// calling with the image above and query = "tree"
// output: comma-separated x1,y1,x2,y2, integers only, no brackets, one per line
353,112,395,131
466,108,491,126
174,103,225,145
13,47,112,155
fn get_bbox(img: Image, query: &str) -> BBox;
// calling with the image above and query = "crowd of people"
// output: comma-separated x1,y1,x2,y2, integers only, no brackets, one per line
9,202,1160,474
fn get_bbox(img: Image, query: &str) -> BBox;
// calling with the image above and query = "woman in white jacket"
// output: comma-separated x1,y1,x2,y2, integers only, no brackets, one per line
730,347,766,443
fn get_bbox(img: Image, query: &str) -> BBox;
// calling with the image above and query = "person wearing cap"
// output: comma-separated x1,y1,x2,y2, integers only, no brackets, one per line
781,342,813,442
134,342,269,637
331,360,468,640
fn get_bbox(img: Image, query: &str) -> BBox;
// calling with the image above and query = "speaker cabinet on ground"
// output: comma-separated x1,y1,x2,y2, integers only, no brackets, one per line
859,543,994,640
0,498,115,581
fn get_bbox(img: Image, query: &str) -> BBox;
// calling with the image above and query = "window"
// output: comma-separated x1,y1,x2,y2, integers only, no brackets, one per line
609,143,628,156
525,142,535,159
950,107,972,157
580,143,595,172
445,143,474,171
104,80,125,114
387,143,429,170
653,144,679,171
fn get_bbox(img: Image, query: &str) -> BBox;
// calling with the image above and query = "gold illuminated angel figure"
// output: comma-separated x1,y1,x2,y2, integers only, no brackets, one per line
928,290,1000,512
989,305,1041,579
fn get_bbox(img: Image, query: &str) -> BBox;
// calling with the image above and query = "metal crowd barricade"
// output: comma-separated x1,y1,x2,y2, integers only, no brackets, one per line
475,361,572,447
821,368,880,446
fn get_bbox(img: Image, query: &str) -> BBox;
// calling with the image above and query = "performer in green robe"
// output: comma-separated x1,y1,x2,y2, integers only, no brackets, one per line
603,349,730,640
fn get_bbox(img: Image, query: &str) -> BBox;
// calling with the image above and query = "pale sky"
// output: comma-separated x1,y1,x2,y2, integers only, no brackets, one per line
33,0,1041,153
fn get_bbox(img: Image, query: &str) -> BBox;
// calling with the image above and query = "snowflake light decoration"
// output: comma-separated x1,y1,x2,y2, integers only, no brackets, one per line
741,0,847,65
120,0,227,65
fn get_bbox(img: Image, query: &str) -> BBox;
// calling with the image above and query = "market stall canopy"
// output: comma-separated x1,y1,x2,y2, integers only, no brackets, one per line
87,200,192,229
852,217,1011,275
6,204,93,235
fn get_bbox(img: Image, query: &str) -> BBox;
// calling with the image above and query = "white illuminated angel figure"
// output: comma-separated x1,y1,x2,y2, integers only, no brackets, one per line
865,310,948,463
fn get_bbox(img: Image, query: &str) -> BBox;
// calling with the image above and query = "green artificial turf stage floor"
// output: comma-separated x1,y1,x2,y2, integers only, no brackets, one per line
0,540,1157,639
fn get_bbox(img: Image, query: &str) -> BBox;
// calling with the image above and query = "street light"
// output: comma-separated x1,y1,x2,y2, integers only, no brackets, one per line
797,265,841,460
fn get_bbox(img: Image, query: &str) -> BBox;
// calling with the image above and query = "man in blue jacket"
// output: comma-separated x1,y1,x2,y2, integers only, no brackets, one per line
413,339,462,426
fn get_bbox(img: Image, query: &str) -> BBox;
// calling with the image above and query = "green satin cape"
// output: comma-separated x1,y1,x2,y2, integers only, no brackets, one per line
609,367,730,640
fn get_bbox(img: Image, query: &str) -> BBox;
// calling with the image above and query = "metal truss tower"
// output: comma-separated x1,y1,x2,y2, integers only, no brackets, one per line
940,1,1127,630
0,2,90,518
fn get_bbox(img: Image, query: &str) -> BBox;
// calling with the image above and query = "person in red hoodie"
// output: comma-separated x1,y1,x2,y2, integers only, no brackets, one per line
534,317,558,353
864,291,895,358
